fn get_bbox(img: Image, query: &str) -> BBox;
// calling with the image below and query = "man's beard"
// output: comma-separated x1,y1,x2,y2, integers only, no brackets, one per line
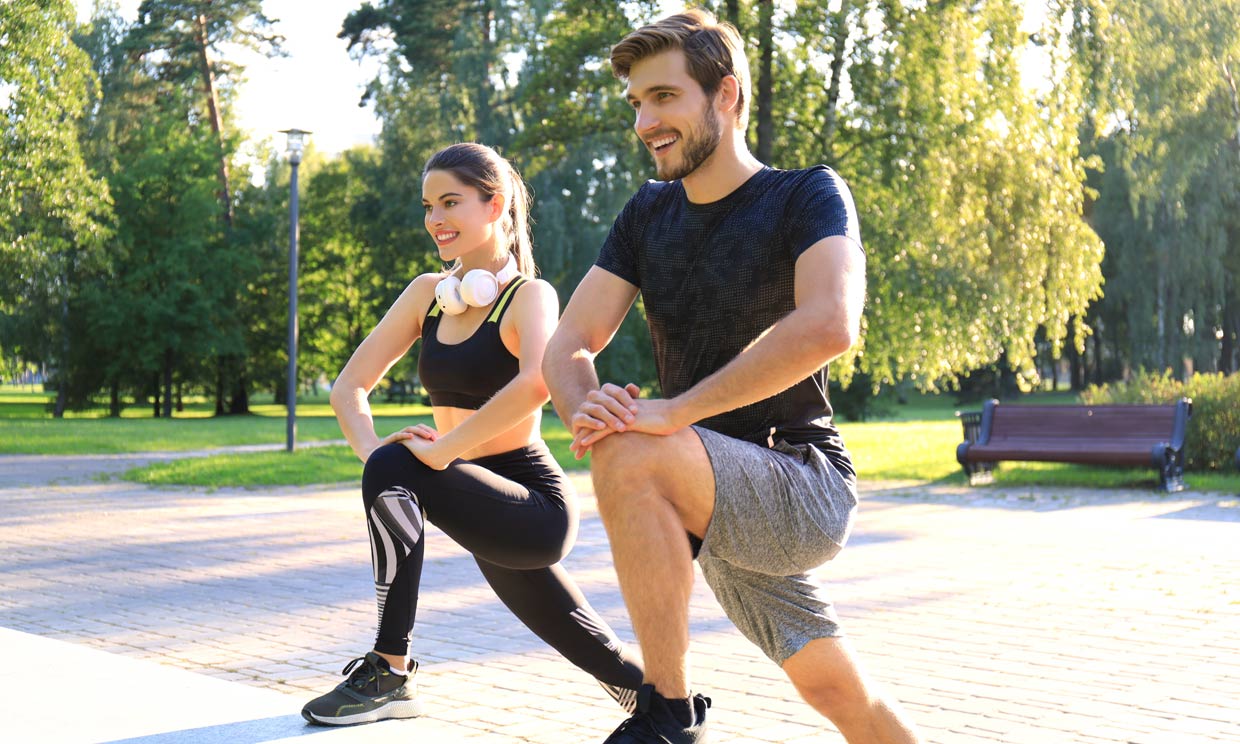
656,100,723,181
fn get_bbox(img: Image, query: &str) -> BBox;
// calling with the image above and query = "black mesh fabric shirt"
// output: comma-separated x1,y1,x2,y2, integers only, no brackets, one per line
595,165,861,478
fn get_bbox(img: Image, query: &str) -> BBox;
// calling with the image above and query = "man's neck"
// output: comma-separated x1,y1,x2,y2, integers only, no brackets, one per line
681,133,765,204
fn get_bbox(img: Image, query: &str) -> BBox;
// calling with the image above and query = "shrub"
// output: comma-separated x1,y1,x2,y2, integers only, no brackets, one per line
1082,370,1240,471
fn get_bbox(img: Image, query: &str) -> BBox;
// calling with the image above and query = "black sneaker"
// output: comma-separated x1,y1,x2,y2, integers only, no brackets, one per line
599,680,640,713
602,684,711,743
301,652,423,726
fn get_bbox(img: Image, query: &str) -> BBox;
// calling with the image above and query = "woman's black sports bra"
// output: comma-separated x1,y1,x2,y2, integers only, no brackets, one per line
417,277,527,410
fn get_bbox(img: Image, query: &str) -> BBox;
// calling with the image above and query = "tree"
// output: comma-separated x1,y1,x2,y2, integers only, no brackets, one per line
1066,0,1240,377
298,147,391,387
0,0,113,416
769,0,1103,390
128,0,283,225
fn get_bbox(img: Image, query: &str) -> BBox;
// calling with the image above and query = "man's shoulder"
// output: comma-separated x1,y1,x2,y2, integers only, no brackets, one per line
767,164,846,192
630,178,679,206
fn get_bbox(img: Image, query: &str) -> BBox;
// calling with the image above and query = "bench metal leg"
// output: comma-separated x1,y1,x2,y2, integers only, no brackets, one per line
1160,449,1185,493
965,462,995,486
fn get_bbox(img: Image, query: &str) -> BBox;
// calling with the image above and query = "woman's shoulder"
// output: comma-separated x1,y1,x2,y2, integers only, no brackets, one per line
505,277,559,316
404,271,448,305
385,271,448,332
513,276,557,300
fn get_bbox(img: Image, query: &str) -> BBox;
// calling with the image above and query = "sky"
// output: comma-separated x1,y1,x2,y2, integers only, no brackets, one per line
73,1,1050,163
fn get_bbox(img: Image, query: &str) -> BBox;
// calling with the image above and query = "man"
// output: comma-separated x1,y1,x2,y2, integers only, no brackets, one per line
543,9,922,744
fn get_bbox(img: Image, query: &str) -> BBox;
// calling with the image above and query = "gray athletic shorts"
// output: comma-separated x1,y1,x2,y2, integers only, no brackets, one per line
693,425,858,665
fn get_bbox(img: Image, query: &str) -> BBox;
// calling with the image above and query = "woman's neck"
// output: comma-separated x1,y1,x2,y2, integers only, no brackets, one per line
457,243,510,274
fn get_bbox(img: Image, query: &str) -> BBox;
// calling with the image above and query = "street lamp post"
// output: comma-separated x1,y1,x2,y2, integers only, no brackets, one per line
281,128,310,453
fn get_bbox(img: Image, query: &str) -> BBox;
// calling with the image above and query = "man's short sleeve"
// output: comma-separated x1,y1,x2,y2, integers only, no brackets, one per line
786,166,863,260
595,187,644,286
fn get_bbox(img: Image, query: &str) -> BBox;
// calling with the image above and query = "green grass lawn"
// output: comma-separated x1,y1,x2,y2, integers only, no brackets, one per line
121,415,587,488
0,386,433,454
9,385,1238,492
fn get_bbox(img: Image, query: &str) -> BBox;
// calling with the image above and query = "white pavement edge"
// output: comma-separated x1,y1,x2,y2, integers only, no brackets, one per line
0,627,509,743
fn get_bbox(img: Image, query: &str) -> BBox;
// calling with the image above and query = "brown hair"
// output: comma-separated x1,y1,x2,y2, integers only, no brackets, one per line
610,8,750,130
422,143,535,276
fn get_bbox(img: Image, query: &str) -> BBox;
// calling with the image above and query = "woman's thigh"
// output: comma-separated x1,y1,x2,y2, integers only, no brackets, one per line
364,443,575,570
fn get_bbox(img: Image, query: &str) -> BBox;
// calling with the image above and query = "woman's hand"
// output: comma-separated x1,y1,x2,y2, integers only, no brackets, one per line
399,424,452,470
364,425,438,463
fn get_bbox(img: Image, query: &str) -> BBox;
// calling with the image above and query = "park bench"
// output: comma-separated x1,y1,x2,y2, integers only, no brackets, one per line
381,381,423,405
956,398,1192,492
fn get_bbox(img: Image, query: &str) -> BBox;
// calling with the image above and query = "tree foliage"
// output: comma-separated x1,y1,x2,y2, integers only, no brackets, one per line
0,0,112,414
1067,0,1240,377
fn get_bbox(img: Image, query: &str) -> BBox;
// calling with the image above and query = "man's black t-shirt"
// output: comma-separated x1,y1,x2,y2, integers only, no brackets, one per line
595,165,861,478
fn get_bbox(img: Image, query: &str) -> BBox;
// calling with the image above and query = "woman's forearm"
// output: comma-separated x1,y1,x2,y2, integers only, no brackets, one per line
331,384,383,463
429,374,548,465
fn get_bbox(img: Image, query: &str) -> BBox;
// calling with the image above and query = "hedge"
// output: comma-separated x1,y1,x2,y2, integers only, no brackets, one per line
1081,370,1240,471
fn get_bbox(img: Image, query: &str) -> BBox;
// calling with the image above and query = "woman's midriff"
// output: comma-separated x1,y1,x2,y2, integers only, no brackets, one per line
432,406,543,460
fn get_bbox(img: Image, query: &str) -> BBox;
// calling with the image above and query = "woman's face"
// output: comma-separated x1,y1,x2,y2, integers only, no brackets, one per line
421,169,502,263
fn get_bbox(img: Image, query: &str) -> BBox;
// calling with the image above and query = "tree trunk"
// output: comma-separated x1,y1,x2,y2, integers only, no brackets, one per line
822,3,850,158
152,375,161,418
109,382,121,418
53,297,68,418
215,362,226,415
1092,322,1104,386
1067,317,1083,390
228,367,249,414
724,0,741,31
1222,59,1240,166
194,11,233,226
474,5,495,143
1221,292,1238,374
1155,257,1167,371
175,381,184,413
162,348,174,419
755,0,773,164
53,380,67,418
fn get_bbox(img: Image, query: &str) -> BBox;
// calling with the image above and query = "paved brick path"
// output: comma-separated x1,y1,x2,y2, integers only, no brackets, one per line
1,453,1238,743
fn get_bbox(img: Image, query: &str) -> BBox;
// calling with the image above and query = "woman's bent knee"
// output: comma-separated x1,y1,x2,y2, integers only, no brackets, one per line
362,443,426,497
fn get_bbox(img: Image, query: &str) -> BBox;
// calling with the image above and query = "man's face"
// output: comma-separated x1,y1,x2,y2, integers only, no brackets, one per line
625,50,724,181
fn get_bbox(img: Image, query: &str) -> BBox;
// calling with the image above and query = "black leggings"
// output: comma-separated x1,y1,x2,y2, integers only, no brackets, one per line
361,441,643,689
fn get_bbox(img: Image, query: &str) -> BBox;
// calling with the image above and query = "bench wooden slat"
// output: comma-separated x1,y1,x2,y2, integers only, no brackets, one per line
988,405,1179,441
966,444,1157,466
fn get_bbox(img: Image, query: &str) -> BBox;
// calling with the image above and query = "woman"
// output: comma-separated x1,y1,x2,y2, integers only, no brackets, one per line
302,143,643,726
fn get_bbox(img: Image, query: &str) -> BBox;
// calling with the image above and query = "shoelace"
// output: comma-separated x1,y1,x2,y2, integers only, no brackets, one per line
606,711,677,744
340,656,380,691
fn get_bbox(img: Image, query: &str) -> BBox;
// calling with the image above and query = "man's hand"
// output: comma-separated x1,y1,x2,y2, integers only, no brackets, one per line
569,383,687,457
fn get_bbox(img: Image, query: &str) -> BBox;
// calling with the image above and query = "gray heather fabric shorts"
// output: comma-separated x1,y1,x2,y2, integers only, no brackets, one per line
692,425,858,665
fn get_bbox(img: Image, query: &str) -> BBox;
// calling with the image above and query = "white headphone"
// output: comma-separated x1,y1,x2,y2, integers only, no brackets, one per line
434,255,520,315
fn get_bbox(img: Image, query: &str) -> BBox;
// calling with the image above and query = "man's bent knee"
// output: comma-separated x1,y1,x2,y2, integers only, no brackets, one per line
590,432,664,507
590,428,715,536
590,429,705,497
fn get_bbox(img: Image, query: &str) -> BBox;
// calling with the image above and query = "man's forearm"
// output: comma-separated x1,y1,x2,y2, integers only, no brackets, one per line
543,337,603,426
674,307,853,426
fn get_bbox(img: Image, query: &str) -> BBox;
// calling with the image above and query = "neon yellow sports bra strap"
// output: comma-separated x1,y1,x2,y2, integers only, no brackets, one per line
487,277,527,323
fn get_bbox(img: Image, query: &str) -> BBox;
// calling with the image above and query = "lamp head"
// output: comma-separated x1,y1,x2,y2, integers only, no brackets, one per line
280,128,312,164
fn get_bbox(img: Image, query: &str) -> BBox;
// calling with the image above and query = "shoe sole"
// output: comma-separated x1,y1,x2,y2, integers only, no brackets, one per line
302,697,424,726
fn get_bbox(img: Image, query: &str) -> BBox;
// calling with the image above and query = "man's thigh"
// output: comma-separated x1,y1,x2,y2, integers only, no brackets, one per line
694,426,857,576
